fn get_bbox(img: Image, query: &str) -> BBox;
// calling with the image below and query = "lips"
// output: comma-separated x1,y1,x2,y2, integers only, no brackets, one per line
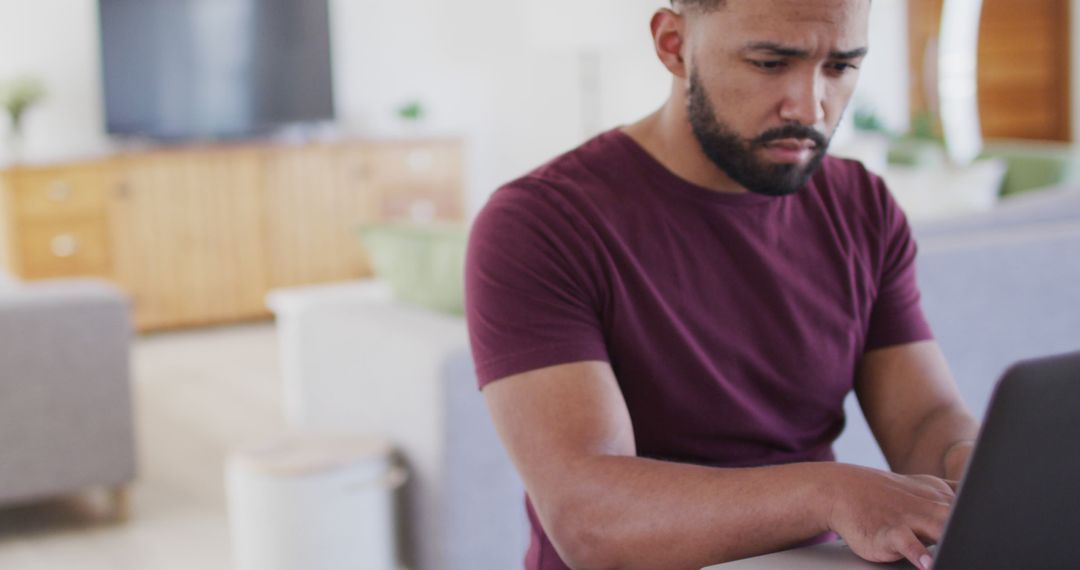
760,138,817,163
763,138,817,151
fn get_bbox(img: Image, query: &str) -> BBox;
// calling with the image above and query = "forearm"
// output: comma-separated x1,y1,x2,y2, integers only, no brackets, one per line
540,456,837,570
895,405,979,480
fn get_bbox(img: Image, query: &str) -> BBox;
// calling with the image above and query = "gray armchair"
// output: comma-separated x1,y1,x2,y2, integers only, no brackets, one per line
0,278,137,514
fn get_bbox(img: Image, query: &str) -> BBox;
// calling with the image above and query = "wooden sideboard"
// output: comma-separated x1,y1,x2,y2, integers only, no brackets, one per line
0,138,464,331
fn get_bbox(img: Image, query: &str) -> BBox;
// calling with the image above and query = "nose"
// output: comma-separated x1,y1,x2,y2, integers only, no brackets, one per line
778,69,826,127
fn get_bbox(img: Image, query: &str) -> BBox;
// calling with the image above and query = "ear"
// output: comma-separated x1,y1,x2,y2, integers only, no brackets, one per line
651,8,688,79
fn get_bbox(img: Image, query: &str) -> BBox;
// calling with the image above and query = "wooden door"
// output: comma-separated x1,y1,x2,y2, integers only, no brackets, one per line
977,0,1071,140
908,0,1071,141
108,149,268,330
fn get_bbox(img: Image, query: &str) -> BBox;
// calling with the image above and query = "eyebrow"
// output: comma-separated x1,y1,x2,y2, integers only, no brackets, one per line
742,42,869,60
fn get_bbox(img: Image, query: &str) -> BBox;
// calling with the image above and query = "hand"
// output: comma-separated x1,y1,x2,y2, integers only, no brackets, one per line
821,464,957,570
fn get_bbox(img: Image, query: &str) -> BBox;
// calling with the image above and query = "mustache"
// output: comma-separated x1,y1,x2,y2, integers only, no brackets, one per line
752,125,828,149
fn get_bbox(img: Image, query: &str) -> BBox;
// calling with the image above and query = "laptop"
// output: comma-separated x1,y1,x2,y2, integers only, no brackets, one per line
711,350,1080,569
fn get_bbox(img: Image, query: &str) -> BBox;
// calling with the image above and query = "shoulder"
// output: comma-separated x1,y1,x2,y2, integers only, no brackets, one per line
470,132,637,271
475,131,633,234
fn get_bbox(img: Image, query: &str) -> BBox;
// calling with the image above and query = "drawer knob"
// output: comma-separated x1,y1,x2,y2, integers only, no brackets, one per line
47,181,74,202
50,234,79,258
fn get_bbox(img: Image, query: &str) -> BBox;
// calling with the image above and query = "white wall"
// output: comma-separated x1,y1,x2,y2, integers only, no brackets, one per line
327,0,669,213
855,0,911,133
0,0,921,212
0,0,108,160
322,0,908,208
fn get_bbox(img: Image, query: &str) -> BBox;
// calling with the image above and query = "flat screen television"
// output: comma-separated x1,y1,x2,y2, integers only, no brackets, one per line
98,0,335,141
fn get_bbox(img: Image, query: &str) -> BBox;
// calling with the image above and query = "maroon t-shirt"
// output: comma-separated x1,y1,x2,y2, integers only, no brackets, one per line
465,129,932,569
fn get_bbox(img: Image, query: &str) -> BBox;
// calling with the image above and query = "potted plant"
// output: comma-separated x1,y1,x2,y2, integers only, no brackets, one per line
1,76,46,141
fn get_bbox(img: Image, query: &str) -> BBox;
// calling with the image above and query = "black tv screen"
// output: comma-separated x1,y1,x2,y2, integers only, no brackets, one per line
98,0,335,141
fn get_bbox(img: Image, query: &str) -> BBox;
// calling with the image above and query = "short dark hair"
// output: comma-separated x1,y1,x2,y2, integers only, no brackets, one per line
671,0,727,11
673,0,868,12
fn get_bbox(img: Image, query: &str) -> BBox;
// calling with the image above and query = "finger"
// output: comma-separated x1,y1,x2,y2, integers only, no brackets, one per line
901,483,954,505
896,531,936,570
908,475,953,494
910,506,950,549
909,476,958,501
926,476,959,495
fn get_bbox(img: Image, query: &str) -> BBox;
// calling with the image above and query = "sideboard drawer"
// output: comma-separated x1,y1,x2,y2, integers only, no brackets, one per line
380,183,464,222
19,219,110,279
13,167,108,222
365,142,463,186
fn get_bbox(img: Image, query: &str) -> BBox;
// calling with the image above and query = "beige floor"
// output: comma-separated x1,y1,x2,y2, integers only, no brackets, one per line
0,322,288,570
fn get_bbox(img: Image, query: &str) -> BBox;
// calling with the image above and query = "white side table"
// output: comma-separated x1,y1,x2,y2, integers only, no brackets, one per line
226,432,405,570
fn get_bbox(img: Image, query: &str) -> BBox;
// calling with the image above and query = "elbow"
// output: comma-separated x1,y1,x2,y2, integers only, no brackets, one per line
547,502,624,570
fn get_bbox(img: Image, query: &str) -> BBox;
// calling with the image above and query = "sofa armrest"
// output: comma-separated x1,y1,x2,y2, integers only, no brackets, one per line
0,278,137,505
268,279,529,570
913,186,1080,238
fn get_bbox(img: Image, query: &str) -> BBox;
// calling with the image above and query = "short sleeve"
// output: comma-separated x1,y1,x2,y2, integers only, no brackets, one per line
864,176,934,351
465,183,609,388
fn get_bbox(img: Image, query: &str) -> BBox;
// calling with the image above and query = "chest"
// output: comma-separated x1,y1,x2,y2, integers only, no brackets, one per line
595,203,878,407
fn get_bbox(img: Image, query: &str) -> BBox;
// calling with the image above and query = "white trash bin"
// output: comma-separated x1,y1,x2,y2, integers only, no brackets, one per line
226,432,406,570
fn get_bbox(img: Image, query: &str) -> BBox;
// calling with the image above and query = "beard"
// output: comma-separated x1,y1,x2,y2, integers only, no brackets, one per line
687,70,831,197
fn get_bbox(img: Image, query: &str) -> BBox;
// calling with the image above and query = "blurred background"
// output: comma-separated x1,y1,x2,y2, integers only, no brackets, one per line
0,0,1077,569
0,0,916,213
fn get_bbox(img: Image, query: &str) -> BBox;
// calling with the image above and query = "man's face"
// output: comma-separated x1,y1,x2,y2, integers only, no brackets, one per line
681,0,869,196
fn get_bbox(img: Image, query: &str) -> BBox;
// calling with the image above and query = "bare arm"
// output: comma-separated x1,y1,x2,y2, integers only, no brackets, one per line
856,341,980,481
485,360,956,570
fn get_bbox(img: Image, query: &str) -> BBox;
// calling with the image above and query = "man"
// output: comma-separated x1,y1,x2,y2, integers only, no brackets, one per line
465,1,980,569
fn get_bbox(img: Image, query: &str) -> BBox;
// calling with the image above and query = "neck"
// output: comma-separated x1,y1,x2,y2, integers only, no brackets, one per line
621,96,747,194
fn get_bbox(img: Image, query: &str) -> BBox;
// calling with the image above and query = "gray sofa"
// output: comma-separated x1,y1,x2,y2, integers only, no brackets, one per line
0,278,137,512
834,185,1080,469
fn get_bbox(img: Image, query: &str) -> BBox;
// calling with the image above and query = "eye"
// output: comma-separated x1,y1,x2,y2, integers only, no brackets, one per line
750,59,787,72
827,62,859,75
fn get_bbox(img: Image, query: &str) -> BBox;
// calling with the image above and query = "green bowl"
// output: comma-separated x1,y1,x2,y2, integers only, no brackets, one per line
358,223,467,315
